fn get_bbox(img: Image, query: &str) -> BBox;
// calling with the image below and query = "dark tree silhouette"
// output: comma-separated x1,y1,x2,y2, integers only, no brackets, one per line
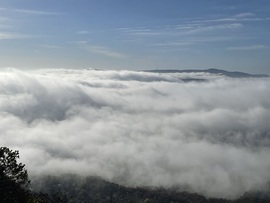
0,147,29,186
0,147,31,203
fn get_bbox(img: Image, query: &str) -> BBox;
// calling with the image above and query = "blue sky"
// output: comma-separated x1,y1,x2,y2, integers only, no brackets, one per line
0,0,270,73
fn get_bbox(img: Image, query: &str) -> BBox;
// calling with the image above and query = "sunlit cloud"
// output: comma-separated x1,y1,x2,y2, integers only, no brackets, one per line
1,69,270,199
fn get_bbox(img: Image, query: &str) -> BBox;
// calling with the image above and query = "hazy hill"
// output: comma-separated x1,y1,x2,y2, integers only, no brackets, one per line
145,68,269,78
31,175,270,203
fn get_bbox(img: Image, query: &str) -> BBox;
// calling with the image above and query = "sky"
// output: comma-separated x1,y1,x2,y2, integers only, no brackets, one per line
0,0,270,73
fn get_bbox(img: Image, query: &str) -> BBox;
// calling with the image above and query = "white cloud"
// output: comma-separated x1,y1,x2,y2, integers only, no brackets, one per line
0,16,12,22
234,12,255,18
0,16,15,29
76,41,127,59
0,7,60,16
193,13,269,24
0,32,29,40
115,23,243,47
12,8,60,15
227,45,268,50
39,44,61,49
150,42,194,47
1,69,270,199
77,31,90,35
184,23,242,34
121,28,162,36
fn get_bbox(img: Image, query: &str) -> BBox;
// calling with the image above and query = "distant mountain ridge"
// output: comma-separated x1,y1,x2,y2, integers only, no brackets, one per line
145,68,269,78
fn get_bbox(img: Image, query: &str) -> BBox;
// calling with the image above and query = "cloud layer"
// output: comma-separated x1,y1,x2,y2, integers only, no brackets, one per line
1,68,270,198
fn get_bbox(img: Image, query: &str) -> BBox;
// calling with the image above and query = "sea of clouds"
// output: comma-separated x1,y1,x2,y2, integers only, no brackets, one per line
0,68,270,198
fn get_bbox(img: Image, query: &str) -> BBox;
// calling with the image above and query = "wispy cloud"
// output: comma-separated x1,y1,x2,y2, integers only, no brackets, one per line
14,8,60,15
149,35,243,50
0,32,29,40
150,42,194,47
39,44,61,49
119,27,162,36
0,7,60,31
118,21,242,38
77,31,90,35
114,10,266,54
76,41,126,59
234,12,255,18
115,21,244,51
183,23,242,34
0,16,14,28
193,13,270,23
175,23,204,30
227,45,268,51
0,7,60,15
0,16,12,22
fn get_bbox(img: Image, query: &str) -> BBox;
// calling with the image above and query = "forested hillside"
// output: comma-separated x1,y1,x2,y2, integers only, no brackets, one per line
31,174,270,203
1,147,270,203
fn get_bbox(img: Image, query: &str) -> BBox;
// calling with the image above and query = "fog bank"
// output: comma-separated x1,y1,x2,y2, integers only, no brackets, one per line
1,68,270,198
